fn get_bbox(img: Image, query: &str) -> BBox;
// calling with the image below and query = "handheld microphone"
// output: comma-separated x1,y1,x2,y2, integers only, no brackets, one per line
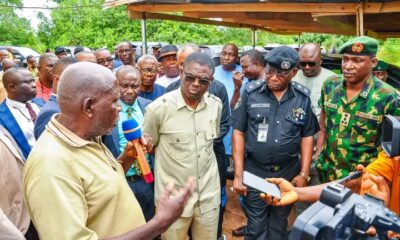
122,118,154,184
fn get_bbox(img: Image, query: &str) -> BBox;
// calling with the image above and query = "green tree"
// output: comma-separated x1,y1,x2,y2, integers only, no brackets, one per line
0,0,41,50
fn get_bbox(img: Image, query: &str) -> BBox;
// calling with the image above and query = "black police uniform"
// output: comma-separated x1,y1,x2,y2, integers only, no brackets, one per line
230,79,319,240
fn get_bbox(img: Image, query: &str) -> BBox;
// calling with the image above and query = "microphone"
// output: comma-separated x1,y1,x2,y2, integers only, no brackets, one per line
122,118,154,184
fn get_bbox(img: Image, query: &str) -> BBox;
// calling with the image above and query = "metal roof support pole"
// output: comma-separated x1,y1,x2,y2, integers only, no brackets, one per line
141,14,147,55
251,28,256,49
356,2,364,36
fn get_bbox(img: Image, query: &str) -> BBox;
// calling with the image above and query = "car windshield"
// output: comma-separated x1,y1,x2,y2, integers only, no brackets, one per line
14,47,40,57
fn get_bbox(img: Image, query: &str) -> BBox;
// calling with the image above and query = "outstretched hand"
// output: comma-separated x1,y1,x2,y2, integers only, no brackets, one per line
344,165,390,207
260,178,298,206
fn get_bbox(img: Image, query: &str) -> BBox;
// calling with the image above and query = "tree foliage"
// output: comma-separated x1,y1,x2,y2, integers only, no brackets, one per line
2,0,399,67
0,0,41,49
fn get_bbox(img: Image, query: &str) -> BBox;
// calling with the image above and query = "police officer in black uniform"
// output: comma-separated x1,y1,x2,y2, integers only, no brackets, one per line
230,46,319,240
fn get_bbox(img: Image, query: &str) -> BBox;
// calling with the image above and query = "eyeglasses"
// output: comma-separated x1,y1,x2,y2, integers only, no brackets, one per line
299,62,317,67
140,67,158,74
97,57,113,65
183,71,211,86
265,65,293,78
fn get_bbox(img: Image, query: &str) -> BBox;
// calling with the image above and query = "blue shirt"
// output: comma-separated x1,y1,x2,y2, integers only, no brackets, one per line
117,99,149,177
139,83,166,101
214,65,248,155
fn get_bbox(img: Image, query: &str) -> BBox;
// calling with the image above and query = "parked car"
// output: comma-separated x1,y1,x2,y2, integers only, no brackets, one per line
60,46,92,57
0,46,40,67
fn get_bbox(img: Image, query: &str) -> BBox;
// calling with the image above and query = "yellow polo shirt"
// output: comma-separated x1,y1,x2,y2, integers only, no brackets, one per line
23,115,145,240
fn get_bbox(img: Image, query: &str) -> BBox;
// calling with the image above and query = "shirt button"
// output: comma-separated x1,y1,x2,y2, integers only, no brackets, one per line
276,121,280,124
275,139,278,143
198,155,200,158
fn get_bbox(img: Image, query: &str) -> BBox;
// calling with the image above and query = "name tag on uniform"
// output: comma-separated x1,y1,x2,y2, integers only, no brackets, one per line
250,103,270,108
257,123,269,142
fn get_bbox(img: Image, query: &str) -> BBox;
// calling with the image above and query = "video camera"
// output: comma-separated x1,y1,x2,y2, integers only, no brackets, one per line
382,115,400,157
289,183,400,240
290,114,400,239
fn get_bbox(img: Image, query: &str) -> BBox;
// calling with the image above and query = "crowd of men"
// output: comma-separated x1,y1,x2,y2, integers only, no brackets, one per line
0,35,399,240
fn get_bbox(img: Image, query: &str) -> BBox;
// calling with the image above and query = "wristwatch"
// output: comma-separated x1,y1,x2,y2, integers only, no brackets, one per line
299,172,310,182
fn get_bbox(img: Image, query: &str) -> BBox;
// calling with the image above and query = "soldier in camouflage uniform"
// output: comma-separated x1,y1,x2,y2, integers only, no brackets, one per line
316,36,400,183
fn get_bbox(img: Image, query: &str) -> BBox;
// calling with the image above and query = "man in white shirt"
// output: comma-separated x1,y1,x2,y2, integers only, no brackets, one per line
0,67,42,159
155,45,180,88
292,43,336,118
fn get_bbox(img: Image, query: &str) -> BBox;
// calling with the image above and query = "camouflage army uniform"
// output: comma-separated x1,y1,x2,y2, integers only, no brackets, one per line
317,74,400,182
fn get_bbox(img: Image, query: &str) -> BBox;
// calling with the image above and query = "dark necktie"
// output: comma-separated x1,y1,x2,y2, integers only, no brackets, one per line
26,102,37,123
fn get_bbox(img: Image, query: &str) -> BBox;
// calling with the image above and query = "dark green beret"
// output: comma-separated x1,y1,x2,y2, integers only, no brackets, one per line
265,46,298,71
373,60,389,71
339,36,378,56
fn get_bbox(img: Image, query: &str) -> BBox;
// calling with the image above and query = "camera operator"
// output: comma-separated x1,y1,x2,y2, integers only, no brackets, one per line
260,155,399,238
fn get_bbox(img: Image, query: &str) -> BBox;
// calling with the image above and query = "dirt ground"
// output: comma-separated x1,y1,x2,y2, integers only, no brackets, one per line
222,180,246,240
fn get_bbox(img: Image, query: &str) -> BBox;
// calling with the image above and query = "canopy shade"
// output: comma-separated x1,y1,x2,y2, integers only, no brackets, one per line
104,0,400,39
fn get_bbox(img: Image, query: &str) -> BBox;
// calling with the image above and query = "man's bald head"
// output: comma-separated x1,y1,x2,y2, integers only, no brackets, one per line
116,65,140,80
38,53,58,66
58,62,116,113
3,67,37,102
52,57,77,94
299,43,321,59
298,43,322,77
177,43,200,68
74,51,97,63
57,62,120,139
1,59,17,72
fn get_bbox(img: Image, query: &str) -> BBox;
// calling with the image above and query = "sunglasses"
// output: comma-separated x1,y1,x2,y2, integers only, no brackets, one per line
299,62,318,67
265,65,293,78
183,71,211,86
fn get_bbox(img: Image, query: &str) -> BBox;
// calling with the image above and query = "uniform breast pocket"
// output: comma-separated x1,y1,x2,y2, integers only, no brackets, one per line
282,118,300,137
350,116,379,147
248,107,269,123
165,133,190,160
205,131,217,154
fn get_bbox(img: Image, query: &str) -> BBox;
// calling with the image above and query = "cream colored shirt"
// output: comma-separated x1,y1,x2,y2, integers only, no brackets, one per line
23,115,146,240
292,67,336,118
143,89,222,217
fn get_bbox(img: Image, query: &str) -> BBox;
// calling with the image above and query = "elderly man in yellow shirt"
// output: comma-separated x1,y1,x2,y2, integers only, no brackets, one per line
23,62,195,240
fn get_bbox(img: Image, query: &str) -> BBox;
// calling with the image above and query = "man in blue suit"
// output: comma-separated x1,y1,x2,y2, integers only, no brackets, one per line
34,57,77,139
102,65,154,222
0,67,44,160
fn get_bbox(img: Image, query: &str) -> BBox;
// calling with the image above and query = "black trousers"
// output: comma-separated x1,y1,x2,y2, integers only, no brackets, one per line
243,161,300,240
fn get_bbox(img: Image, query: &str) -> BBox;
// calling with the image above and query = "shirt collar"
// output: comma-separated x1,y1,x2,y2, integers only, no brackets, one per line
6,98,31,109
261,81,295,100
176,87,207,111
119,99,139,113
46,114,101,148
334,74,374,100
359,74,374,98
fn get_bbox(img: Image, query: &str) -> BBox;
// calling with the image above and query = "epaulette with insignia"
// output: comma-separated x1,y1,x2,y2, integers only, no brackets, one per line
148,95,167,110
246,79,264,93
207,92,222,104
292,82,311,97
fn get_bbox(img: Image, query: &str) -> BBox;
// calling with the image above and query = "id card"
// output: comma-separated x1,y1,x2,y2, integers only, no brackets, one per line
257,123,269,142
